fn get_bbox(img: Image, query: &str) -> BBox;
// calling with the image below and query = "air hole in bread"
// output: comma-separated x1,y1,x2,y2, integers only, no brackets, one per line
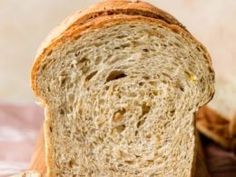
60,109,65,115
117,35,127,39
199,77,204,83
162,44,167,48
114,43,130,50
68,159,76,168
47,86,51,92
117,164,123,168
162,72,171,79
129,24,136,28
142,103,151,115
174,42,181,48
142,48,149,52
139,82,144,86
143,76,150,80
125,160,135,164
137,103,150,128
41,64,46,71
59,76,67,87
137,119,146,128
112,108,126,122
176,81,185,92
114,46,120,50
106,70,127,82
169,109,176,116
86,71,98,81
74,51,81,57
147,160,154,164
114,124,126,133
152,90,158,96
196,46,201,52
105,85,109,90
149,81,156,86
203,53,208,60
49,126,53,132
79,57,89,63
208,66,214,73
70,60,78,68
180,86,185,92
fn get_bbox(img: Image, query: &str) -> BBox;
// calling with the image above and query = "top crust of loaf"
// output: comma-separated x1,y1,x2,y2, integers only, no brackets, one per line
31,0,213,99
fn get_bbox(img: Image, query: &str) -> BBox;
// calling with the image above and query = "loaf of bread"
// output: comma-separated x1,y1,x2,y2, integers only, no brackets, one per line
31,0,215,176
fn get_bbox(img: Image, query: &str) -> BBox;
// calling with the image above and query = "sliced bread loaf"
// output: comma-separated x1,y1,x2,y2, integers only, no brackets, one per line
31,0,215,176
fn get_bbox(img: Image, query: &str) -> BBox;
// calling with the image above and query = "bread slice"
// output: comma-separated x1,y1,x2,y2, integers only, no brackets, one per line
197,106,236,150
31,0,215,176
209,76,236,121
196,64,236,150
208,77,236,146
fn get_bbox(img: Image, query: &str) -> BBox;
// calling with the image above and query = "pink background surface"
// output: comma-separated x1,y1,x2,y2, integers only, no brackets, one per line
0,103,43,176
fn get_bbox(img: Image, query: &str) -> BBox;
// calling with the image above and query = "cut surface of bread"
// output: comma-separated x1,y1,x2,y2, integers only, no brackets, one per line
31,1,215,177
